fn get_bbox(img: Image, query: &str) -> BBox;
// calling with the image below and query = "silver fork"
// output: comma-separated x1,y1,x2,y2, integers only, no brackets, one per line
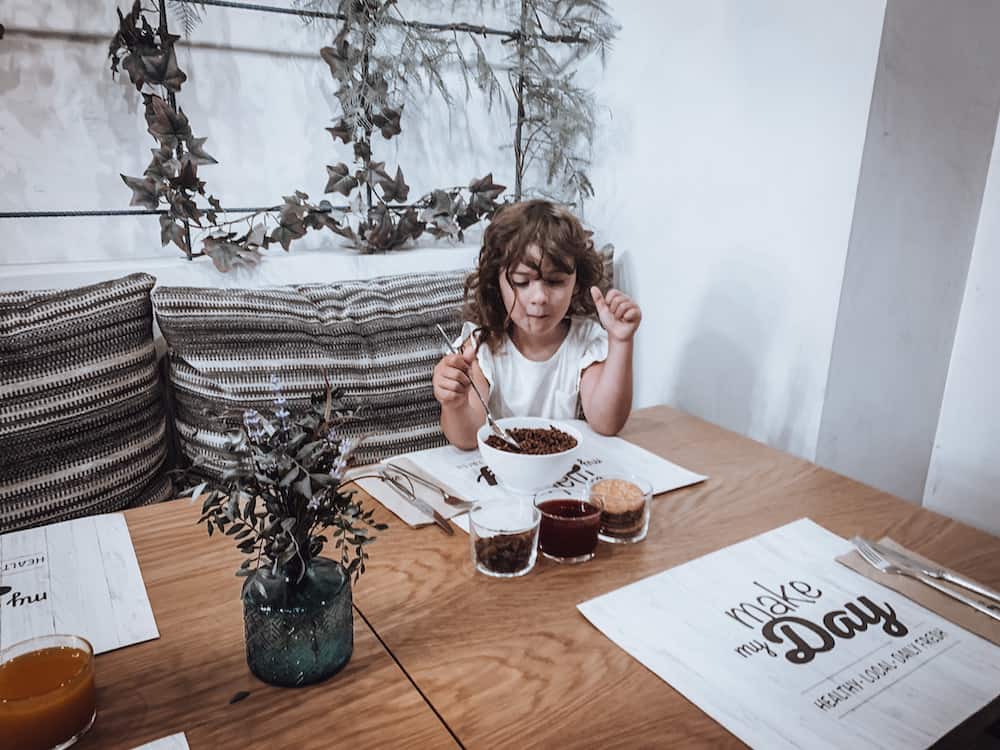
384,462,475,511
852,536,1000,623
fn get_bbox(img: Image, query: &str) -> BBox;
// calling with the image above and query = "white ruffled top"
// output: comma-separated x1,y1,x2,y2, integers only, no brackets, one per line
456,316,609,420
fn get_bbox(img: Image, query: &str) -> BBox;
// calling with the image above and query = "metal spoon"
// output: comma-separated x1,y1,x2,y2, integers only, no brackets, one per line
435,324,521,451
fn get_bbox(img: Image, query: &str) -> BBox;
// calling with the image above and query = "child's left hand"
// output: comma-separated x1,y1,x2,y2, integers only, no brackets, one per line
591,286,642,342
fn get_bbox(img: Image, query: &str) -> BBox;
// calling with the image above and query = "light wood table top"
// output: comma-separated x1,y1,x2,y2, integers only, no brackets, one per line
77,500,458,750
350,405,1000,749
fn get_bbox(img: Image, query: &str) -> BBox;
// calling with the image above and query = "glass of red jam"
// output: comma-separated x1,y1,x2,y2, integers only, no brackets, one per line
533,488,603,563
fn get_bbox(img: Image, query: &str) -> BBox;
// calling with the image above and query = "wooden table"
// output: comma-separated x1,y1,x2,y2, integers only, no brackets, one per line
76,405,999,749
76,501,458,750
351,405,1000,749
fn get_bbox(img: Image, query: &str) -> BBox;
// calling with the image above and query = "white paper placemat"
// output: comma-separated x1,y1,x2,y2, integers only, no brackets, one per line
362,419,706,533
350,457,469,528
0,513,159,653
131,733,189,750
577,518,1000,750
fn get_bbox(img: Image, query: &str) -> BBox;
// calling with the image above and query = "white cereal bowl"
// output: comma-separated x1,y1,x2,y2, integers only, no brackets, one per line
476,417,582,493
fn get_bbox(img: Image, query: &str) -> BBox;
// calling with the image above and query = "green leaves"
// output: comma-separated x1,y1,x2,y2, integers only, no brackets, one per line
123,42,187,92
469,173,506,201
109,0,187,91
177,383,382,581
319,28,354,82
144,146,179,181
268,195,310,251
108,0,536,267
359,161,391,189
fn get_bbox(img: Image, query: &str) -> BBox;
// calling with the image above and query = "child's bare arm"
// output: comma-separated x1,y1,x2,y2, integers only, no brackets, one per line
433,342,488,449
579,287,642,435
579,341,633,435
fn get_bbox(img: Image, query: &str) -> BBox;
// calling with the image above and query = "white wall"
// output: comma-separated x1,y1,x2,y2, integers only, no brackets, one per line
925,120,1000,536
0,0,509,272
816,0,1000,507
2,0,885,462
586,0,885,458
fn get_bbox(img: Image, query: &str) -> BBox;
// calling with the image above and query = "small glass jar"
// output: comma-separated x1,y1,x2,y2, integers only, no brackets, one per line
0,634,97,750
469,496,540,578
587,474,653,544
533,487,603,563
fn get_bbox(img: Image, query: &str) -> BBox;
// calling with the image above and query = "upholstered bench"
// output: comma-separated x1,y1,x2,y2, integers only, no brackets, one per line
0,249,613,533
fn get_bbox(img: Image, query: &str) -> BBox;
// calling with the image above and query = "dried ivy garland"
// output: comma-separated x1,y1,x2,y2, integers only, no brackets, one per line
108,0,617,271
108,0,505,269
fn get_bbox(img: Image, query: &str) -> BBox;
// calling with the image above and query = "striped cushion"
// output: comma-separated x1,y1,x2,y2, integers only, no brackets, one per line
152,270,470,474
0,273,172,533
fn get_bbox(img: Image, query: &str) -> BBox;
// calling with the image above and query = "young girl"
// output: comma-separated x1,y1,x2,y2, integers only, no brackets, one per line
433,200,642,449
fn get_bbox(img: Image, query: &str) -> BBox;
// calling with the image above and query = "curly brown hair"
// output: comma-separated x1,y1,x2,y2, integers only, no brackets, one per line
463,200,604,352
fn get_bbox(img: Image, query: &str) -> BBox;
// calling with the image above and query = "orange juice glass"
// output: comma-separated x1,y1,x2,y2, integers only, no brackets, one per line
0,635,96,750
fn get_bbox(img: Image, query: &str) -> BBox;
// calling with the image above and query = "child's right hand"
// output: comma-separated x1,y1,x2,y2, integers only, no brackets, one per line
432,349,476,408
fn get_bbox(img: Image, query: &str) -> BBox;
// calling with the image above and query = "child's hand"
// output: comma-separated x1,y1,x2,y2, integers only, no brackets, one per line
432,349,476,408
591,286,642,342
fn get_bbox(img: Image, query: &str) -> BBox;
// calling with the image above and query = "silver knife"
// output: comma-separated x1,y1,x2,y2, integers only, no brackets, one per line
381,472,454,536
870,539,1000,605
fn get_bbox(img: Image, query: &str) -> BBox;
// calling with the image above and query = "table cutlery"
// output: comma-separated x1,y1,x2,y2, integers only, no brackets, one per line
852,536,1000,623
867,538,1000,605
381,471,454,535
435,323,521,451
384,462,475,511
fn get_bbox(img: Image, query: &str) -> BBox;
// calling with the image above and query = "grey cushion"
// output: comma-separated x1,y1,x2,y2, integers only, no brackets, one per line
152,270,469,474
0,273,172,532
152,247,614,477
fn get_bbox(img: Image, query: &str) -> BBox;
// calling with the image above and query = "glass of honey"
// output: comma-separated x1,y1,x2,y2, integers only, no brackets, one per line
0,634,97,750
587,474,653,544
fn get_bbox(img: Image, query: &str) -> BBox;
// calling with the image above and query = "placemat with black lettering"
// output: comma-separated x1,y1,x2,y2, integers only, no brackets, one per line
578,518,1000,750
0,513,158,653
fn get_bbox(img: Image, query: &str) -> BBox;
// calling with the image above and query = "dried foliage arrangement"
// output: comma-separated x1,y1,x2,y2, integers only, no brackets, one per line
108,0,616,270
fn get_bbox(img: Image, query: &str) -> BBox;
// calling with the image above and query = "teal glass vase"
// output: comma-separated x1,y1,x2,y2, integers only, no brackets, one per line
242,556,353,687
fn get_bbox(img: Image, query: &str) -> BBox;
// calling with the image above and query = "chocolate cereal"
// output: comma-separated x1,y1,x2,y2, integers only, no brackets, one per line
474,531,536,574
485,426,578,455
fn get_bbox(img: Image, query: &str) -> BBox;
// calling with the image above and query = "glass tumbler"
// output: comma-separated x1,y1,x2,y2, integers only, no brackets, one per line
469,496,541,578
533,486,603,563
587,474,653,544
0,634,97,750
